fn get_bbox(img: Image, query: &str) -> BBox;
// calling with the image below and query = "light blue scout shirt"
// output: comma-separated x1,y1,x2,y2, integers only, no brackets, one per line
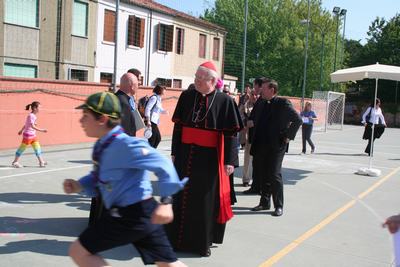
79,125,187,209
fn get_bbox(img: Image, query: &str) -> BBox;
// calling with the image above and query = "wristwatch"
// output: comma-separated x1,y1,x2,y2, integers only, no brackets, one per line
160,196,173,205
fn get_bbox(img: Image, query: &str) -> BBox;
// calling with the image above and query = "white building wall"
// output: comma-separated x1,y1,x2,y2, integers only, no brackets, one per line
96,0,148,83
146,12,174,86
95,0,174,86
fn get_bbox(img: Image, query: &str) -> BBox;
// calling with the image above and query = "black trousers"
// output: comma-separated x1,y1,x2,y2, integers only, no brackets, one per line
248,155,261,193
253,148,285,209
365,136,377,155
148,122,161,148
302,124,315,153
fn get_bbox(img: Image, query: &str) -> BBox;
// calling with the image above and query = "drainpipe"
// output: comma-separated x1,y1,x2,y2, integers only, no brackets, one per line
55,0,63,79
146,10,153,86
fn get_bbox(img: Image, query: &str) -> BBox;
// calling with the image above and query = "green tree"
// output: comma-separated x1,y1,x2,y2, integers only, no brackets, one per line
345,14,400,104
203,0,338,97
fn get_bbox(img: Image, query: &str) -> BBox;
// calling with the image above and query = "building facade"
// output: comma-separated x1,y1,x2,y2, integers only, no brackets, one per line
0,0,97,81
96,0,226,88
1,0,226,87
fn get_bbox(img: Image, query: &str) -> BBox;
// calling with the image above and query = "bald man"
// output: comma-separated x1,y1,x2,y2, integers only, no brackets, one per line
116,73,139,136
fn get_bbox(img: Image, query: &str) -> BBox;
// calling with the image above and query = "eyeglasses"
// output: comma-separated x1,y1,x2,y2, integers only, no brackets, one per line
195,75,211,81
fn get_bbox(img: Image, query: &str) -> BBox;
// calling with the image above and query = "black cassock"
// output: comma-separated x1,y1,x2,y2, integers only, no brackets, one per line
166,89,242,255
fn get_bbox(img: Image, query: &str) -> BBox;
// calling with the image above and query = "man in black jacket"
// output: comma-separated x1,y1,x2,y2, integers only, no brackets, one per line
115,73,138,136
243,77,265,192
250,79,302,216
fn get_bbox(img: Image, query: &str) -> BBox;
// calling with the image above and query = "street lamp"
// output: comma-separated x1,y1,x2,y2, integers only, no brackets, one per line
301,19,326,90
339,9,347,69
301,0,311,110
332,6,341,72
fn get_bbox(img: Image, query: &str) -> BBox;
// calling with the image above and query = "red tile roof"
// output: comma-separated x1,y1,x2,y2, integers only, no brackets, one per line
123,0,226,32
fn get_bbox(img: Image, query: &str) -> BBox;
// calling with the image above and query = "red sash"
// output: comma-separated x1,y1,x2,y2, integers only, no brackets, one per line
181,126,233,223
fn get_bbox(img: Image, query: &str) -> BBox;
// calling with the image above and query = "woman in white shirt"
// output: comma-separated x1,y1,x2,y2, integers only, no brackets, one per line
144,85,167,148
361,98,387,156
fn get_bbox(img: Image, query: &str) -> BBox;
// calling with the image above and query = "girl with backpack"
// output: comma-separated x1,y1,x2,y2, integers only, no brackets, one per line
145,85,168,148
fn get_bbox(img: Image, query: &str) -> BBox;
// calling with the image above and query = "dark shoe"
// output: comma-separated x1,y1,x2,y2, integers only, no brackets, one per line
200,248,211,257
272,208,283,216
243,188,259,195
251,204,270,211
311,148,315,154
243,182,250,187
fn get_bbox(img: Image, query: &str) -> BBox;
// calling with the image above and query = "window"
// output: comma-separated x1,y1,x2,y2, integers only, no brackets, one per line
4,63,37,78
100,72,113,84
175,28,184,54
156,78,172,87
72,1,88,37
128,15,145,48
173,79,182,89
213,38,220,61
4,0,39,28
157,23,173,52
199,34,206,58
103,9,115,42
70,69,88,81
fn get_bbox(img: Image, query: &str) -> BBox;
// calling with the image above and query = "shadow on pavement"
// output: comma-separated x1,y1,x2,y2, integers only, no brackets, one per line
0,192,90,211
313,152,366,156
234,167,311,186
68,160,92,165
0,217,140,260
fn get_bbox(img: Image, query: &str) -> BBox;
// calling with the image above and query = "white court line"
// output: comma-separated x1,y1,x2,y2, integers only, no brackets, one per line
0,165,90,180
0,167,14,170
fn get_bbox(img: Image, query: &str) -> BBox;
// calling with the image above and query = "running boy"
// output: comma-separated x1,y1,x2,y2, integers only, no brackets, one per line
12,101,47,168
63,92,187,267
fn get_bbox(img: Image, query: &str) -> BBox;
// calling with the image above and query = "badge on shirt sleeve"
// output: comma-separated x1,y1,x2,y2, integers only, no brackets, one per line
141,148,150,156
105,183,113,192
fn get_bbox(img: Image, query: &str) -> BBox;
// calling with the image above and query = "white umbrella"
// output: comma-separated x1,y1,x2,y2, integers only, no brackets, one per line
330,62,400,176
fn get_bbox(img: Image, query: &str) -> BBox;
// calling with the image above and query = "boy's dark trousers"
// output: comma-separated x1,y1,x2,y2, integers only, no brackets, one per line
89,196,104,226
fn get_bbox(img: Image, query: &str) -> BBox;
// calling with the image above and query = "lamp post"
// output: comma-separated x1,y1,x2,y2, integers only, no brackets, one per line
332,6,340,73
300,19,326,90
301,0,311,111
339,9,347,69
112,0,120,92
241,0,248,93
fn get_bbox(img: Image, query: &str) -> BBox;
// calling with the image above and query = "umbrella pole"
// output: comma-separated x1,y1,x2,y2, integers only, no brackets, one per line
368,78,378,169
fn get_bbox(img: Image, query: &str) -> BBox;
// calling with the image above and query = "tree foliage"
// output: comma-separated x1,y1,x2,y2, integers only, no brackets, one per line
344,14,400,104
203,0,339,97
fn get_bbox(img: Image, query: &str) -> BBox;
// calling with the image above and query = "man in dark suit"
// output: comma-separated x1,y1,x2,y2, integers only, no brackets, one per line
243,77,266,192
115,73,138,136
250,79,302,216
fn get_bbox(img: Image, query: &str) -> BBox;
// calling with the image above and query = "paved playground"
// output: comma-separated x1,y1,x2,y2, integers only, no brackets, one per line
0,125,399,267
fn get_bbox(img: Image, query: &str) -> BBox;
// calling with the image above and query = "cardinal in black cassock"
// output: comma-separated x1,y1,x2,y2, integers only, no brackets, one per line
166,61,243,257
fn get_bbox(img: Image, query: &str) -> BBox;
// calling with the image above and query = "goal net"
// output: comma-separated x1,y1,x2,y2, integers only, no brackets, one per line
311,91,346,132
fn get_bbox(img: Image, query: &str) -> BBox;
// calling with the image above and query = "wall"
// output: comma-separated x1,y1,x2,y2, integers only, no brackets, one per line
0,76,304,150
0,76,182,150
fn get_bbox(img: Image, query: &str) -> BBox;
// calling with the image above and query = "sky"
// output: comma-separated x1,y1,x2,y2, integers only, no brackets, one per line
155,0,400,44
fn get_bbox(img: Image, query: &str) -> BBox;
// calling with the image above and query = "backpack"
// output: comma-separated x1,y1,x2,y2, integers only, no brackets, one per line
137,94,157,118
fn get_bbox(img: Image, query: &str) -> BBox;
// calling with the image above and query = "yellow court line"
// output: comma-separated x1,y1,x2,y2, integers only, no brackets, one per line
260,166,400,267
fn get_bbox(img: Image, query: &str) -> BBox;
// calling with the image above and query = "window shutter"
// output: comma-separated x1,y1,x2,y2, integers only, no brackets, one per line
199,34,206,58
166,25,174,52
128,15,135,46
213,38,220,60
104,10,115,42
157,23,161,50
181,29,185,54
139,18,145,48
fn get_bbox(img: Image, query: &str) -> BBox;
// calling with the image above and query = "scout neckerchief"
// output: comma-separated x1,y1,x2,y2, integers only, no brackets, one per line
92,127,124,190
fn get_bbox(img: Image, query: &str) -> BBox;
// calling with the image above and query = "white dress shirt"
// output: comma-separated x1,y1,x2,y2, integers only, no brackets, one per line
361,106,386,125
